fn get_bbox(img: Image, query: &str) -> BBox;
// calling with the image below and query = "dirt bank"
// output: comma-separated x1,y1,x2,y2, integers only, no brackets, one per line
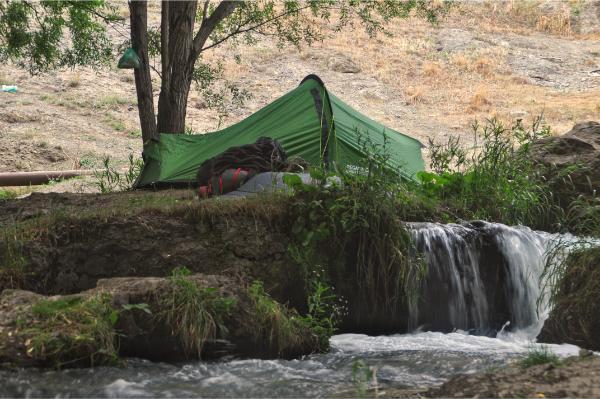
424,354,600,398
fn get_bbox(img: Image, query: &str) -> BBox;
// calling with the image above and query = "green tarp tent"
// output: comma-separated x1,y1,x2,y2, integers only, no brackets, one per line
136,75,424,188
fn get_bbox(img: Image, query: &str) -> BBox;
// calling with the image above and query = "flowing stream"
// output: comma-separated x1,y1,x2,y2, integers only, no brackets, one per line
0,222,586,398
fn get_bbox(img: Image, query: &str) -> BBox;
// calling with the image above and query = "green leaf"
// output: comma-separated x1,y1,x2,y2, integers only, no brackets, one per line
283,173,303,189
108,310,119,326
122,303,152,315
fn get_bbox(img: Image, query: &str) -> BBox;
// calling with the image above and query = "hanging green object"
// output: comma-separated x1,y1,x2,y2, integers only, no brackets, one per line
118,48,141,69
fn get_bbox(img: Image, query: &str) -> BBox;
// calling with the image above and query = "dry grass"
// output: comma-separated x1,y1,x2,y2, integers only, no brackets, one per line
535,10,572,36
405,86,427,105
422,61,442,78
467,86,492,113
458,0,586,38
67,74,81,88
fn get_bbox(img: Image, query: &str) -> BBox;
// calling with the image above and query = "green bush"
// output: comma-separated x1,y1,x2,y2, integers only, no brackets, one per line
418,118,558,230
286,134,427,329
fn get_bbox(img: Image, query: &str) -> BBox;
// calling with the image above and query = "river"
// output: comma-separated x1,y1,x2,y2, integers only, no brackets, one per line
0,331,579,398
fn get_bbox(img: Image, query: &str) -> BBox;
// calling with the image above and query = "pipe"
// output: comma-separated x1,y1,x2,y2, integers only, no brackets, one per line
0,170,96,186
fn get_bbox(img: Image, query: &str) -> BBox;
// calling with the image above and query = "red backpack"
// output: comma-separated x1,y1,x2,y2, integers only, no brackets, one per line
198,168,253,198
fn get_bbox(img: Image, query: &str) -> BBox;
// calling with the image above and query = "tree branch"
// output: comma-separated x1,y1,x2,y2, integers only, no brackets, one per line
201,0,209,23
191,1,240,58
200,4,314,53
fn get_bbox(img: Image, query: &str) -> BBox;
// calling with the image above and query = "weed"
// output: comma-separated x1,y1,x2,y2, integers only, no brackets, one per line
248,280,313,355
128,129,142,139
0,224,31,290
107,118,125,132
94,154,142,193
352,359,378,398
519,345,562,368
0,189,18,200
22,293,118,368
160,266,236,358
121,303,152,314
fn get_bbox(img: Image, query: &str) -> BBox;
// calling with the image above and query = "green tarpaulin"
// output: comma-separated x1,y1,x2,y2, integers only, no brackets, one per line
136,75,424,188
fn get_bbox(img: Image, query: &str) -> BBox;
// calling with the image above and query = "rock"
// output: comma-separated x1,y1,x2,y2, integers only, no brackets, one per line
530,121,600,205
539,247,600,351
509,110,528,119
0,274,320,368
327,55,361,73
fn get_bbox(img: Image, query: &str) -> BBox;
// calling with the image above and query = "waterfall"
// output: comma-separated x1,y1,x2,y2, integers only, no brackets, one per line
407,221,569,338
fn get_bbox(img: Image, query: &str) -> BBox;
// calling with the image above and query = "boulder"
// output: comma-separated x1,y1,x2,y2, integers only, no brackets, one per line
0,274,320,368
530,121,600,204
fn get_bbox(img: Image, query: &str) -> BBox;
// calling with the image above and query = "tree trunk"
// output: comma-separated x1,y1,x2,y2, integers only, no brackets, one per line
156,0,198,134
129,0,157,143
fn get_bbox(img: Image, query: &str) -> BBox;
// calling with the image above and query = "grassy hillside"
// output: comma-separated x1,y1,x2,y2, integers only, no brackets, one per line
0,0,598,194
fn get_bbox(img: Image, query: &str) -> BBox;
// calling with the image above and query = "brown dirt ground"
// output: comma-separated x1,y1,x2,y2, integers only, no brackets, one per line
425,354,600,398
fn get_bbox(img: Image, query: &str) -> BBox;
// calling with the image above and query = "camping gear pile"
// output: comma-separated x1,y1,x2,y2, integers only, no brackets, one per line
196,137,288,197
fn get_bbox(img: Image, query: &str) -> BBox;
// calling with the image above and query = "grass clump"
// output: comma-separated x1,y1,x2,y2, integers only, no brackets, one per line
519,345,562,369
248,279,339,355
0,189,18,200
95,95,132,110
160,266,236,358
248,280,315,355
21,293,118,368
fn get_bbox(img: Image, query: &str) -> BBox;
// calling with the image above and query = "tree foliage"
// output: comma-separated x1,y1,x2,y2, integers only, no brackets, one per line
1,0,449,138
0,0,119,74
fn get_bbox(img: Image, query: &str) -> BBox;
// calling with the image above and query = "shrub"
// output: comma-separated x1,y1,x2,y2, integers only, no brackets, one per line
418,117,571,231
